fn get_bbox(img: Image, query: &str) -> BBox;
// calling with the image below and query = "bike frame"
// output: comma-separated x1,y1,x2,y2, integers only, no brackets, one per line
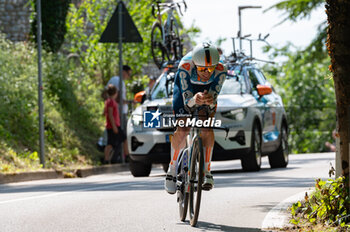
177,107,206,192
187,127,200,192
155,3,180,46
176,123,201,191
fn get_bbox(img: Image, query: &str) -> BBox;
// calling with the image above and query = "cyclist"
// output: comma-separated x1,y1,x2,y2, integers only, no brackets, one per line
165,42,227,194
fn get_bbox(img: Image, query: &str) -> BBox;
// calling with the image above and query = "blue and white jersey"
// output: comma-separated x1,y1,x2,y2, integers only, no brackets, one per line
175,52,227,109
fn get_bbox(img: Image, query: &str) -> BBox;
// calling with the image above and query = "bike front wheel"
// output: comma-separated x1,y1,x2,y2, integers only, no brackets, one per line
178,149,189,221
189,136,204,227
151,23,165,69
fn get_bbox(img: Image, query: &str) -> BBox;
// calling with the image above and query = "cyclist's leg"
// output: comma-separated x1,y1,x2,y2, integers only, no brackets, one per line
199,111,215,190
201,128,214,165
170,122,190,168
165,79,190,194
165,119,190,194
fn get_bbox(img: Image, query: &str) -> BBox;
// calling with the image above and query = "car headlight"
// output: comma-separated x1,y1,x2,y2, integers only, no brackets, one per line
131,114,143,126
221,108,247,121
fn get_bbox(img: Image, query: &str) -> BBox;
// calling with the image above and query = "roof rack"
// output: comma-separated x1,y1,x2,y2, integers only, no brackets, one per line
225,35,275,66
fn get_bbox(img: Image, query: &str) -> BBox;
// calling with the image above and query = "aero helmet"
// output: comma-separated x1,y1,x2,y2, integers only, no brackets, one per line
192,42,220,67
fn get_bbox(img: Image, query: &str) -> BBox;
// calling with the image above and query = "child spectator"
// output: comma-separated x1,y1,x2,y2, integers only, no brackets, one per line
104,84,127,164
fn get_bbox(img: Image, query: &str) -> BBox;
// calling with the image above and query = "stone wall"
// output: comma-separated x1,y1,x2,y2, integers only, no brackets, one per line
0,0,31,41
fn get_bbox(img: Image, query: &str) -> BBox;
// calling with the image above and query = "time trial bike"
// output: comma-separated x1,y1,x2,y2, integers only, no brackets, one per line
176,106,228,226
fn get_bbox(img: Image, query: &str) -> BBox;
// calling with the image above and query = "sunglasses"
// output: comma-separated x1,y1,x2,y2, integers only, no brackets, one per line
196,65,216,73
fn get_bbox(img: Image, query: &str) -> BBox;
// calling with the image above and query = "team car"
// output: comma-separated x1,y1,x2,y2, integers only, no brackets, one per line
127,60,288,177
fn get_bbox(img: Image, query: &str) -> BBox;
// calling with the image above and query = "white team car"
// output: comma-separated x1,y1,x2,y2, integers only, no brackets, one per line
127,63,288,177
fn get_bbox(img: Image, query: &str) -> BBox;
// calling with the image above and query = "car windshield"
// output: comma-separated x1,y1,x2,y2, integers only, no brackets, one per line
220,74,247,95
151,71,175,100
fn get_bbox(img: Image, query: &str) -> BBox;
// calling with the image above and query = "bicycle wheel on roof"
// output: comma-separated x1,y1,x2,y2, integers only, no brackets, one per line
151,22,165,69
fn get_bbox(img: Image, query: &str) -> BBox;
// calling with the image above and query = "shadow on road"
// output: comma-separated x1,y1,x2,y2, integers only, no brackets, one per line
0,171,317,194
0,155,333,194
178,220,264,231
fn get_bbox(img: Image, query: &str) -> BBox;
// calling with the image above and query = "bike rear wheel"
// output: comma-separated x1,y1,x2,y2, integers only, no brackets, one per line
189,136,204,227
151,22,165,69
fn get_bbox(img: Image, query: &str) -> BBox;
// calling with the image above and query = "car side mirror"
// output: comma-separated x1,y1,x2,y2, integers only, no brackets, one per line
257,84,272,96
134,90,146,103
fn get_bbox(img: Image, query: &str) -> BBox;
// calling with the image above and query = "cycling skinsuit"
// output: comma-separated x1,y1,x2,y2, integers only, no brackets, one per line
173,52,227,118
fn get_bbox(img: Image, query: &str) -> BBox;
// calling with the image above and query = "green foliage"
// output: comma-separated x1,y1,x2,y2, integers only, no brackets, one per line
263,38,335,153
290,177,350,229
182,22,201,51
0,33,103,172
127,75,150,96
265,0,325,25
64,0,199,83
65,0,155,83
0,140,42,173
1,0,198,172
262,0,334,154
0,34,39,148
31,0,71,53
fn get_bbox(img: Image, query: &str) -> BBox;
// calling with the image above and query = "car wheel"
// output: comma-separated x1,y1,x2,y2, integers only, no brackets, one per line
162,163,169,173
129,159,152,177
241,122,262,171
268,124,289,168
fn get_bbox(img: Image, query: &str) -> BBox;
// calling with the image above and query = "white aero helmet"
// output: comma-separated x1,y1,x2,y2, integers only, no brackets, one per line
192,42,220,67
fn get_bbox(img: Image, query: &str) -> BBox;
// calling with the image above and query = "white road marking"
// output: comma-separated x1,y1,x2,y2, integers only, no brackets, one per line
261,189,313,229
0,181,141,205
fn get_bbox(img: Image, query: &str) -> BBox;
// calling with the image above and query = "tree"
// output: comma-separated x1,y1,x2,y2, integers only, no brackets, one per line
31,0,71,53
267,0,324,25
266,0,326,62
326,0,350,189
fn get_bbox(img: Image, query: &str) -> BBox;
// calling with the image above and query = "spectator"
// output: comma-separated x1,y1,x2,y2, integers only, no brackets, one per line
103,84,127,164
325,129,337,152
107,65,132,115
106,65,132,159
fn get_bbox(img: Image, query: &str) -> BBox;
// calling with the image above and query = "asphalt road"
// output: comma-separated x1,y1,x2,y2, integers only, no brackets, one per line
0,153,335,232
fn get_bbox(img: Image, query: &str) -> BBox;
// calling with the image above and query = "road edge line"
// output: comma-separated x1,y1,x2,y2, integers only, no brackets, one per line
0,164,130,184
261,189,313,230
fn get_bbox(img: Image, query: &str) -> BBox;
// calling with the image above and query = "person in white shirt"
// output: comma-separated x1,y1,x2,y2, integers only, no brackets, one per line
107,65,132,115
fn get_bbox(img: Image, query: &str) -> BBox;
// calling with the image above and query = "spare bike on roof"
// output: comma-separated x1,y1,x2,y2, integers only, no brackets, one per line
227,33,275,66
151,0,187,69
